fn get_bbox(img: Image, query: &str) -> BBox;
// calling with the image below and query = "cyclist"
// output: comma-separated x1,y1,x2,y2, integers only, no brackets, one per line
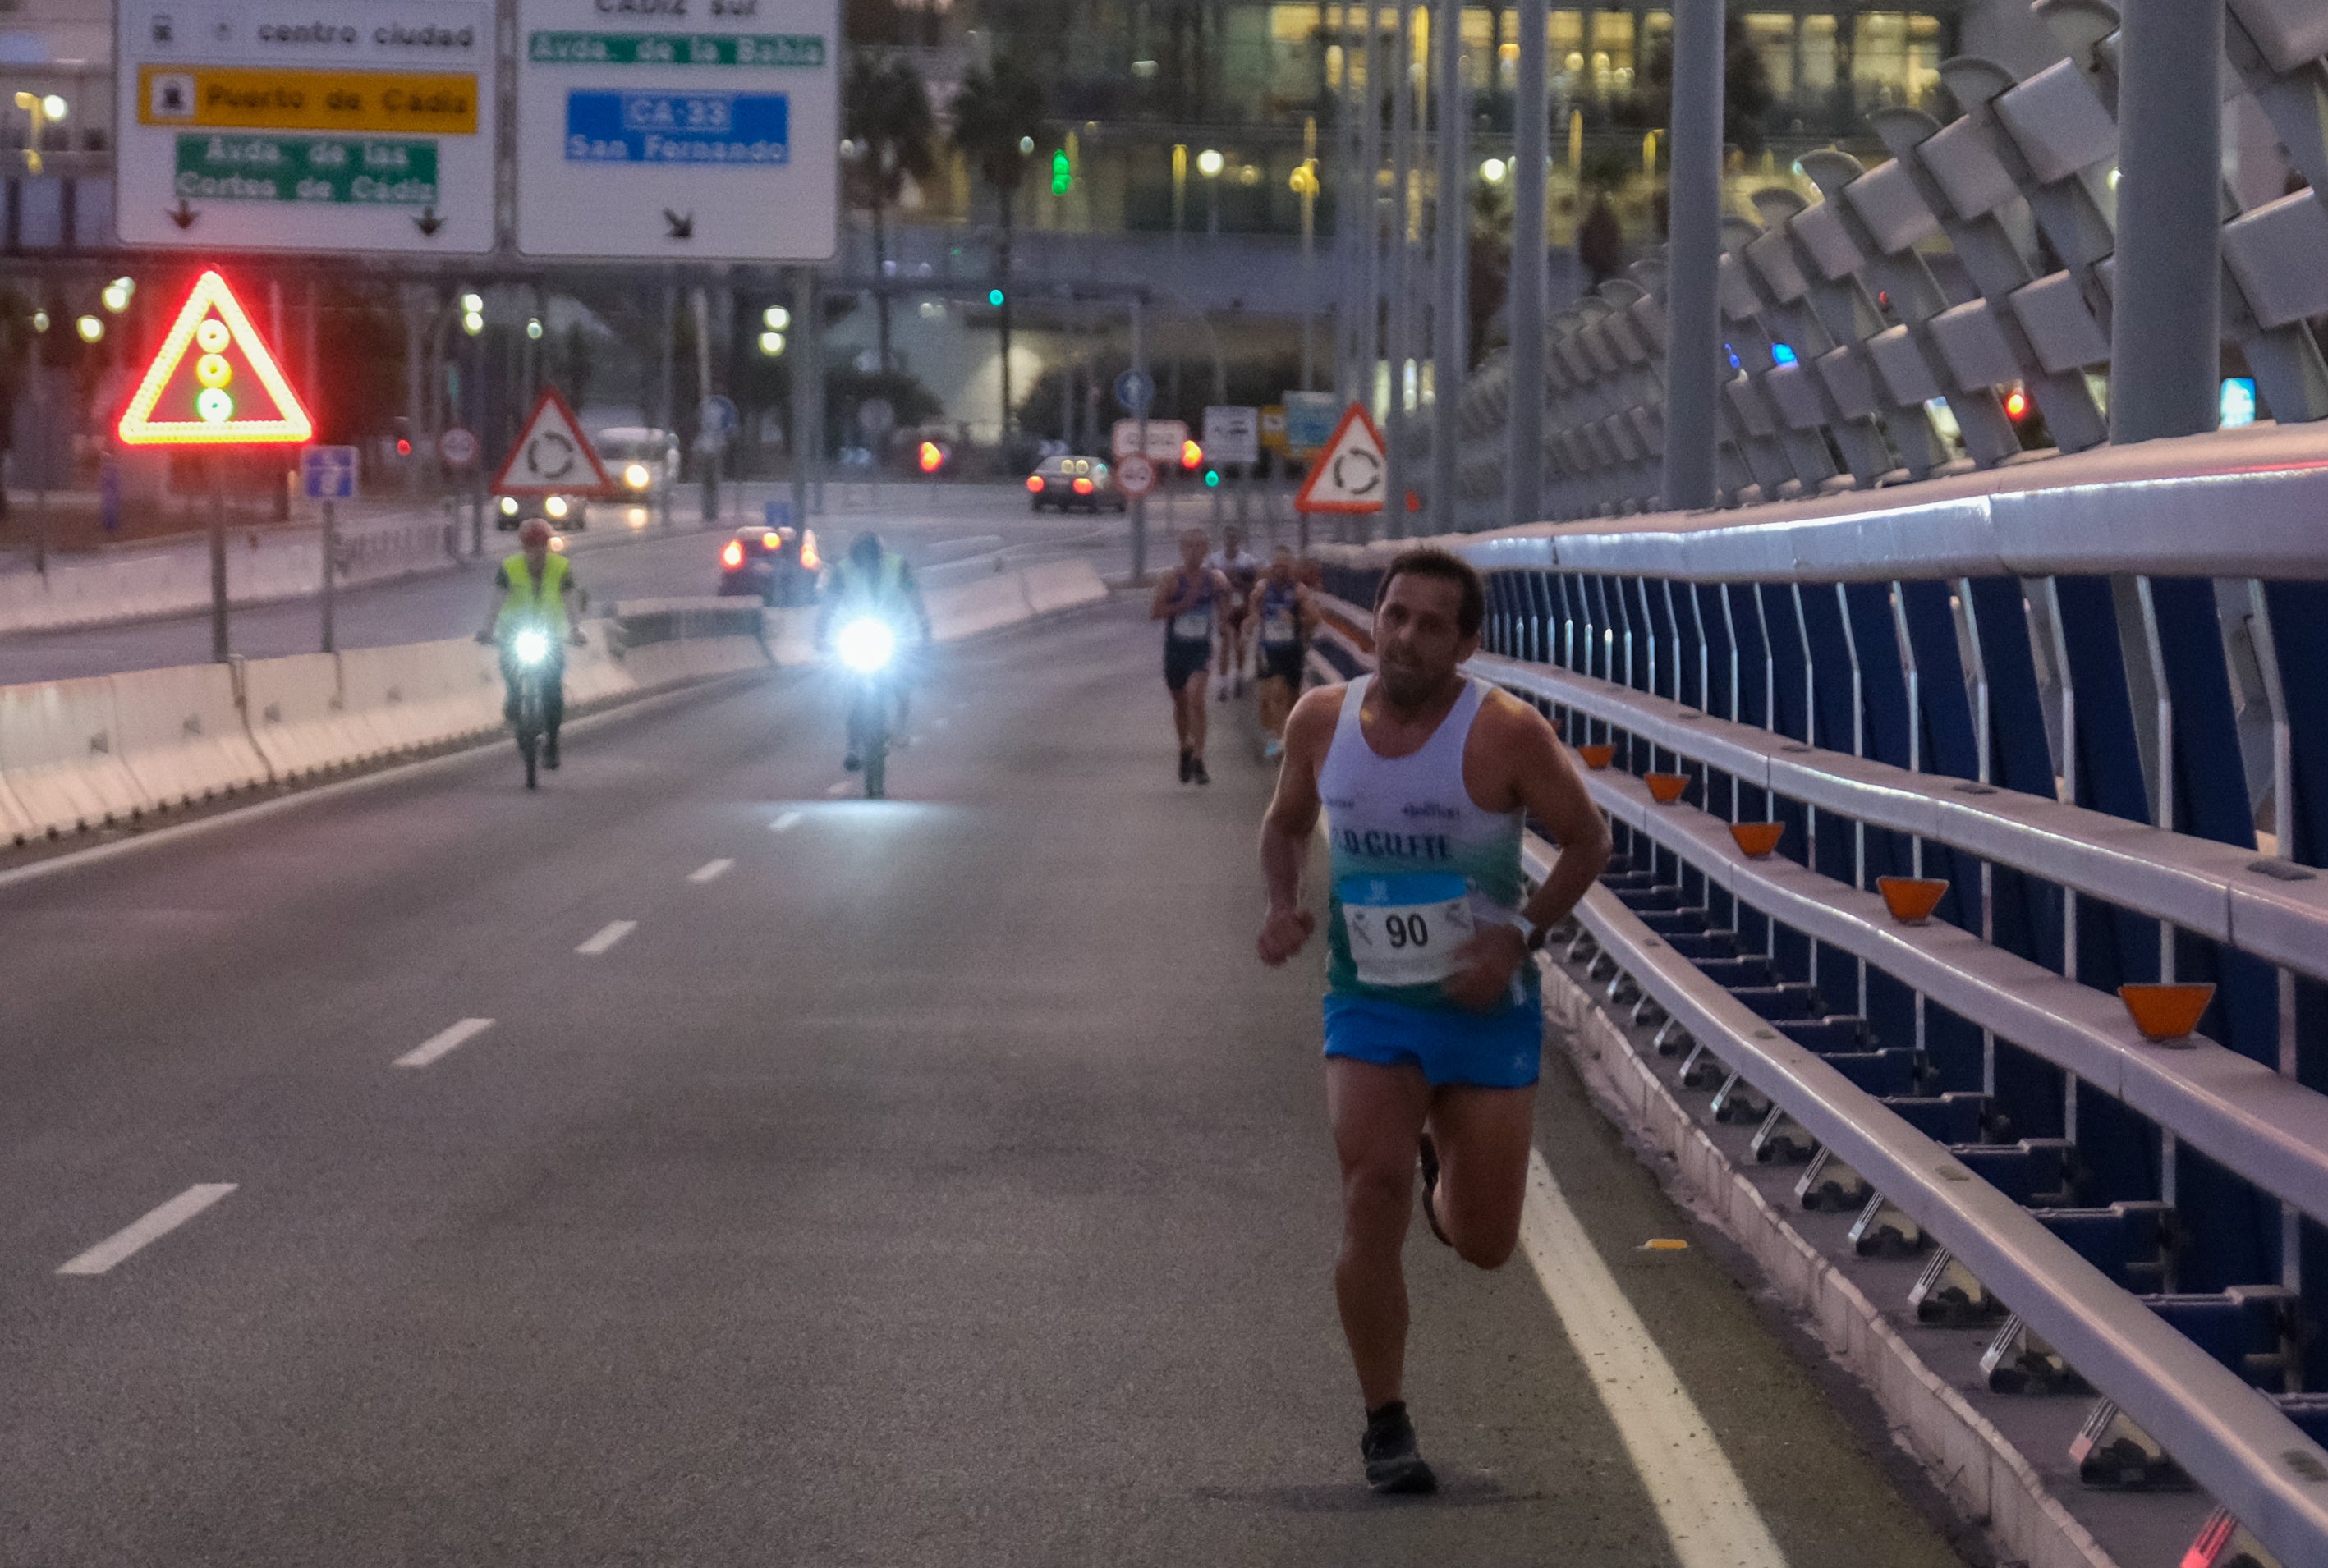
819,531,932,770
1249,546,1318,759
1205,525,1263,700
475,519,587,769
1152,526,1230,786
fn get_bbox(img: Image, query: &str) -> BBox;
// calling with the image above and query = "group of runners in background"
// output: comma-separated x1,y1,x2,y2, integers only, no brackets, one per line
1149,523,1323,782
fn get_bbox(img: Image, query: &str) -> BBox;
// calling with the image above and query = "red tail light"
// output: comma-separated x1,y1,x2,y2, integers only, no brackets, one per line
1072,476,1095,494
1026,475,1045,493
918,441,944,473
721,540,744,569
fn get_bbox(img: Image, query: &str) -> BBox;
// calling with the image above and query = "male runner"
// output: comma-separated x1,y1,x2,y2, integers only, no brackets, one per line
1150,527,1230,785
1255,548,1611,1494
1205,525,1263,700
1249,546,1318,759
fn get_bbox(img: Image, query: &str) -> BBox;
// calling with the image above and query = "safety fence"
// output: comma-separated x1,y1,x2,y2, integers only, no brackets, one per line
0,557,1108,848
1435,0,2328,527
1309,434,2328,1568
0,513,458,635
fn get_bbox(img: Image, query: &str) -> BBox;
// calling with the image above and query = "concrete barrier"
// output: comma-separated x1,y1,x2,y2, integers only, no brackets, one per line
242,652,365,780
336,644,442,756
110,662,271,807
925,571,1035,642
0,675,145,837
1020,557,1109,617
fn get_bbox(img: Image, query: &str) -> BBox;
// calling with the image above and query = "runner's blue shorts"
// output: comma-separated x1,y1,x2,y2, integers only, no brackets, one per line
1321,992,1544,1089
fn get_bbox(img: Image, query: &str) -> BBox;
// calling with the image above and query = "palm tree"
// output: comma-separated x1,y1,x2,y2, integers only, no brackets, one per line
949,56,1048,441
843,53,936,371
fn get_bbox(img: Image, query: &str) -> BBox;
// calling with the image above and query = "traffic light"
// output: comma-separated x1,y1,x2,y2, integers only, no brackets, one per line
1051,149,1072,195
1203,468,1219,488
1180,438,1202,470
988,287,1006,308
2004,385,2030,421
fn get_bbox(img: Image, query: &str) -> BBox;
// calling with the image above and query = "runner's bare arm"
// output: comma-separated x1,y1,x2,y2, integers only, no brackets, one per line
1149,571,1187,619
1440,693,1612,1010
1256,686,1342,965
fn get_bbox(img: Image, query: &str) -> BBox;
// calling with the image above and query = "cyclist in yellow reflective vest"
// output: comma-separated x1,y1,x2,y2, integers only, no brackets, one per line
817,531,931,769
475,517,588,768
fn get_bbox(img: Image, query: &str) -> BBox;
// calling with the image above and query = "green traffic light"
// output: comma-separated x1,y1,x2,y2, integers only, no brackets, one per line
988,288,1005,307
1204,469,1220,488
1050,149,1072,195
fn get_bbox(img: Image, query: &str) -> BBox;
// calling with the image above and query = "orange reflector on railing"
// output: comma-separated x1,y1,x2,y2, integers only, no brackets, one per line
2120,983,2216,1043
1577,744,1616,770
1645,773,1688,804
1730,822,1785,858
1876,876,1949,924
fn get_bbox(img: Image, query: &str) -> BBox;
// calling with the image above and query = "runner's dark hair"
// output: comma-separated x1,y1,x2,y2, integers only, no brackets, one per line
1374,548,1485,638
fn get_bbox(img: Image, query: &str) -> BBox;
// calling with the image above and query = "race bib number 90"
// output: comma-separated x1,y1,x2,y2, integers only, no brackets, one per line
1338,873,1475,988
1170,611,1211,640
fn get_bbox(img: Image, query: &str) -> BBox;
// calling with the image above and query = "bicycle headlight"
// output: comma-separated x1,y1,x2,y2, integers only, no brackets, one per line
836,617,897,675
513,629,552,666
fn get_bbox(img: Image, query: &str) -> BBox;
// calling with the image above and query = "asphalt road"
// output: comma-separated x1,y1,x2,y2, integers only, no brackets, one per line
0,602,1969,1566
0,479,1270,685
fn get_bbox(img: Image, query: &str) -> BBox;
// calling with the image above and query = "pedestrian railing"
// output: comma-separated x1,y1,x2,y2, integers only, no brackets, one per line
1304,431,2328,1566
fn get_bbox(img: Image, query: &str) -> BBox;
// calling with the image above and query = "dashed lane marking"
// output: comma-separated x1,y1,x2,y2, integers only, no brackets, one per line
576,920,638,956
688,859,735,883
395,1018,495,1070
771,811,805,832
1520,1148,1789,1568
57,1184,238,1277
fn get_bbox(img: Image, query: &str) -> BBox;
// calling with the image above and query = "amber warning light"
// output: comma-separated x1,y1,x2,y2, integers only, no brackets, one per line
117,270,312,447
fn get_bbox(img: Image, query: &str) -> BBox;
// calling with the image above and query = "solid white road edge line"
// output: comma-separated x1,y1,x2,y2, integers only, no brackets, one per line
1520,1148,1790,1568
576,919,638,956
395,1018,495,1070
57,1184,238,1277
770,811,804,832
687,858,735,883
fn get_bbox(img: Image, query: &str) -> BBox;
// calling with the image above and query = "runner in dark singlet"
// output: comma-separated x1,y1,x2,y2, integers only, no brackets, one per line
1205,526,1263,701
1150,526,1230,785
1250,546,1317,760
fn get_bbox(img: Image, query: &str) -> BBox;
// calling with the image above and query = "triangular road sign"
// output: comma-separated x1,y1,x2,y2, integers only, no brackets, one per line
1294,403,1389,514
117,270,313,447
493,388,613,496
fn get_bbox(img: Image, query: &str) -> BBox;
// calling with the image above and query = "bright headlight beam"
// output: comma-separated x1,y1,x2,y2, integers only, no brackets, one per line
513,629,552,666
835,617,897,675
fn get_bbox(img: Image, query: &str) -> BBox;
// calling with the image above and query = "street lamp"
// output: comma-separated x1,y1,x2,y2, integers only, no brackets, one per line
1480,157,1508,183
526,316,544,341
1196,148,1224,234
12,91,62,174
764,305,790,332
75,314,103,343
759,331,786,356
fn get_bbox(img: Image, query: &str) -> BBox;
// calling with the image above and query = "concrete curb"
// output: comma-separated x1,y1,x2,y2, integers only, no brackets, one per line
1539,951,2120,1568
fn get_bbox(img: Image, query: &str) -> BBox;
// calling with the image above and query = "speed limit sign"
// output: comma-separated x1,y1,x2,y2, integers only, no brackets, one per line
1117,453,1158,497
439,426,480,468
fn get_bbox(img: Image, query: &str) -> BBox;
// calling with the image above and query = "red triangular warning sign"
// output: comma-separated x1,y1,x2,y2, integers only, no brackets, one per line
117,271,313,447
493,388,614,497
1293,403,1389,514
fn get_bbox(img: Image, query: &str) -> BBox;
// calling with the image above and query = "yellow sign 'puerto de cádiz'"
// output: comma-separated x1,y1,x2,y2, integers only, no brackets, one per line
138,66,478,136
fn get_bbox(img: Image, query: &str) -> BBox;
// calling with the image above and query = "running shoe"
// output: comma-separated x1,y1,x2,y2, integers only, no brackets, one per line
1263,736,1284,760
1417,1134,1453,1248
1192,757,1211,786
844,752,862,773
1179,749,1194,784
1361,1401,1438,1495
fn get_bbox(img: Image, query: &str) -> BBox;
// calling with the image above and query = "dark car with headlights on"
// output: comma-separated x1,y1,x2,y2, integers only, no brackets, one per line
1026,454,1126,513
717,522,820,605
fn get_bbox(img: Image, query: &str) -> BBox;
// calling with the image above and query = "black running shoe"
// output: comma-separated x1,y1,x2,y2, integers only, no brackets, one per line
1178,749,1194,784
1417,1133,1453,1248
1361,1401,1438,1495
844,752,862,773
1192,757,1211,786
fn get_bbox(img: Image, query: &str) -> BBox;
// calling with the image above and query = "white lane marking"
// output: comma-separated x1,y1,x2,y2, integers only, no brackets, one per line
771,811,804,832
395,1017,495,1070
1520,1148,1789,1568
57,1184,238,1277
824,779,854,797
576,919,638,956
688,858,735,883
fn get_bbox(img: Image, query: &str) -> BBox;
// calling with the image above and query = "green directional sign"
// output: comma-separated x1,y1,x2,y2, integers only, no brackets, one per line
528,32,825,67
173,135,440,205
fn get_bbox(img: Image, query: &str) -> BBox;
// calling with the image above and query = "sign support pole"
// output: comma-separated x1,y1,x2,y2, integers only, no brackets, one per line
1131,295,1147,584
791,266,812,540
209,460,230,663
320,497,337,653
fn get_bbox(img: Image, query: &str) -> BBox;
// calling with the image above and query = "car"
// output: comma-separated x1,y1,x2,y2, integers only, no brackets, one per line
494,490,590,532
717,521,821,606
1026,454,1127,513
595,426,683,503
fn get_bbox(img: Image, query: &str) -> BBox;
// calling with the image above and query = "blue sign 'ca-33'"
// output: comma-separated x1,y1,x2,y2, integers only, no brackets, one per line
564,92,789,164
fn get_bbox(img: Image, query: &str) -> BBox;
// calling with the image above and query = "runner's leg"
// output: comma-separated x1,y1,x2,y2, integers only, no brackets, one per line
1421,1084,1536,1269
1326,1057,1434,1408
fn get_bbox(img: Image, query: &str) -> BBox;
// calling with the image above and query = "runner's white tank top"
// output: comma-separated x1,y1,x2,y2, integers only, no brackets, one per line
1318,675,1532,1009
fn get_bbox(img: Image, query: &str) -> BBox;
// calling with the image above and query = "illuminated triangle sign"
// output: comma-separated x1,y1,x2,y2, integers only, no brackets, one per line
117,270,313,447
